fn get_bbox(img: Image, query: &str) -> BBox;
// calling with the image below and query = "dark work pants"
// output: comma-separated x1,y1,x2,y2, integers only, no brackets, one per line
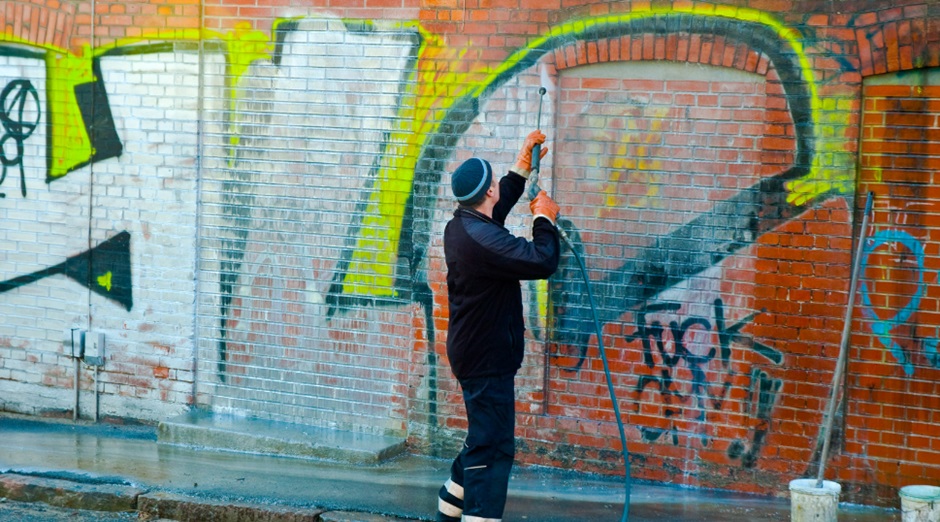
441,374,516,521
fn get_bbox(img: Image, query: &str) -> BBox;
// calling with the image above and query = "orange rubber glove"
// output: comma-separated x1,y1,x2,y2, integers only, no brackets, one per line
514,130,548,176
529,190,560,225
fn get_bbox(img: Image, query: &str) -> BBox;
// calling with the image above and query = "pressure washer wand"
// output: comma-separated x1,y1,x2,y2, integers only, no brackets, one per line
530,87,547,183
527,88,564,232
528,88,549,205
527,87,568,244
526,86,630,522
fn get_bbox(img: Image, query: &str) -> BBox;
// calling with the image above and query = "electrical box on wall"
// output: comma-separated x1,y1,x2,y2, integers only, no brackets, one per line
83,332,105,366
66,328,85,358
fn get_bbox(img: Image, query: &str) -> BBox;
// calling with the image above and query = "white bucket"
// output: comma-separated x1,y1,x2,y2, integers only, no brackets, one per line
899,485,940,522
789,479,841,522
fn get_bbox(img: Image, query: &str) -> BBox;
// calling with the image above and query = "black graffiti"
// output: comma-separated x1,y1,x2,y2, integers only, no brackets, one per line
0,231,133,311
72,58,123,173
0,79,40,198
630,299,778,369
727,368,782,468
629,298,781,460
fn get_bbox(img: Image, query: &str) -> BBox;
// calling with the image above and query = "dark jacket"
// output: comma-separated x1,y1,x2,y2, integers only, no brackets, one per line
443,171,560,380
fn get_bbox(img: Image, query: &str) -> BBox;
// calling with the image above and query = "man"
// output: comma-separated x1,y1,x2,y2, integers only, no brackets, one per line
438,130,561,522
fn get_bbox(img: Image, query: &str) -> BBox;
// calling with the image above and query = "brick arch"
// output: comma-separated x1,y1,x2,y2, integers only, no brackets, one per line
553,32,772,78
548,32,792,134
852,9,940,77
548,31,794,160
2,0,75,50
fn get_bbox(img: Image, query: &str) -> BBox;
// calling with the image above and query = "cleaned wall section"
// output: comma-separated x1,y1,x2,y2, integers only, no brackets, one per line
196,18,420,436
1,0,939,507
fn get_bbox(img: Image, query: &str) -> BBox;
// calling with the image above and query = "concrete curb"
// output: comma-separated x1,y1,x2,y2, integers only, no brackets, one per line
0,472,142,512
138,491,325,521
0,472,423,521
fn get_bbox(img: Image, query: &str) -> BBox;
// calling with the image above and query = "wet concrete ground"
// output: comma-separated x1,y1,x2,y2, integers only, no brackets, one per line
0,415,898,521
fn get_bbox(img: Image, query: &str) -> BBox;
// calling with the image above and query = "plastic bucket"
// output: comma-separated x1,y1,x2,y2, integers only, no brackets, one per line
899,485,940,522
789,479,841,522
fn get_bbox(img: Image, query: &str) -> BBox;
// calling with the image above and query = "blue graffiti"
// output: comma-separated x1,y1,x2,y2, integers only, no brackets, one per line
860,229,939,375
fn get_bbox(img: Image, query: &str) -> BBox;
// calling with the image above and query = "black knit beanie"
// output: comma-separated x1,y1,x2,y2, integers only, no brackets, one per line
451,157,492,206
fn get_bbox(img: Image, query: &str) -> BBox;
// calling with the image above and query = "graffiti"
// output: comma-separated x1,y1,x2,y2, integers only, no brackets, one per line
1,0,938,505
860,229,940,375
408,9,829,368
384,5,839,446
627,298,781,465
630,299,779,371
727,368,782,468
0,79,39,197
0,46,124,185
45,53,123,181
71,59,123,174
0,231,133,311
212,19,423,381
1,6,832,366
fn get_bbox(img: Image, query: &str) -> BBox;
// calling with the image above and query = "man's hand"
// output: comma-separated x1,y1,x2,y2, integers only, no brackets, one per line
529,190,560,225
513,130,548,177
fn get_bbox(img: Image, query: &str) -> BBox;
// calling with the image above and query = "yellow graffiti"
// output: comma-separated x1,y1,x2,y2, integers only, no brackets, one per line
221,22,275,152
786,100,856,205
340,26,488,296
224,23,274,83
605,157,661,211
125,25,272,87
536,278,549,331
97,271,113,292
344,5,831,298
601,111,668,216
46,48,96,179
1,24,271,179
492,5,834,207
0,34,97,180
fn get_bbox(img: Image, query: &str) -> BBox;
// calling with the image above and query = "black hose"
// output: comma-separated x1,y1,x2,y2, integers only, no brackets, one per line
526,93,629,516
531,167,630,519
554,224,631,522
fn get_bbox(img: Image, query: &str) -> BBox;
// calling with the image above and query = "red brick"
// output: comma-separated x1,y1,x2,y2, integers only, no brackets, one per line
885,22,901,72
642,33,654,60
608,36,620,61
576,39,587,65
16,0,940,510
700,37,713,65
596,38,608,63
689,33,701,63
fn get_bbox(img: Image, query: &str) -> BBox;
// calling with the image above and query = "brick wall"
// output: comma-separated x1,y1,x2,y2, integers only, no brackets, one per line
846,73,940,497
1,0,939,507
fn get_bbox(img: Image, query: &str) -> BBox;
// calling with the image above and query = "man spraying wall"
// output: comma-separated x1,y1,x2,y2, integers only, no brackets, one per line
437,130,561,522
